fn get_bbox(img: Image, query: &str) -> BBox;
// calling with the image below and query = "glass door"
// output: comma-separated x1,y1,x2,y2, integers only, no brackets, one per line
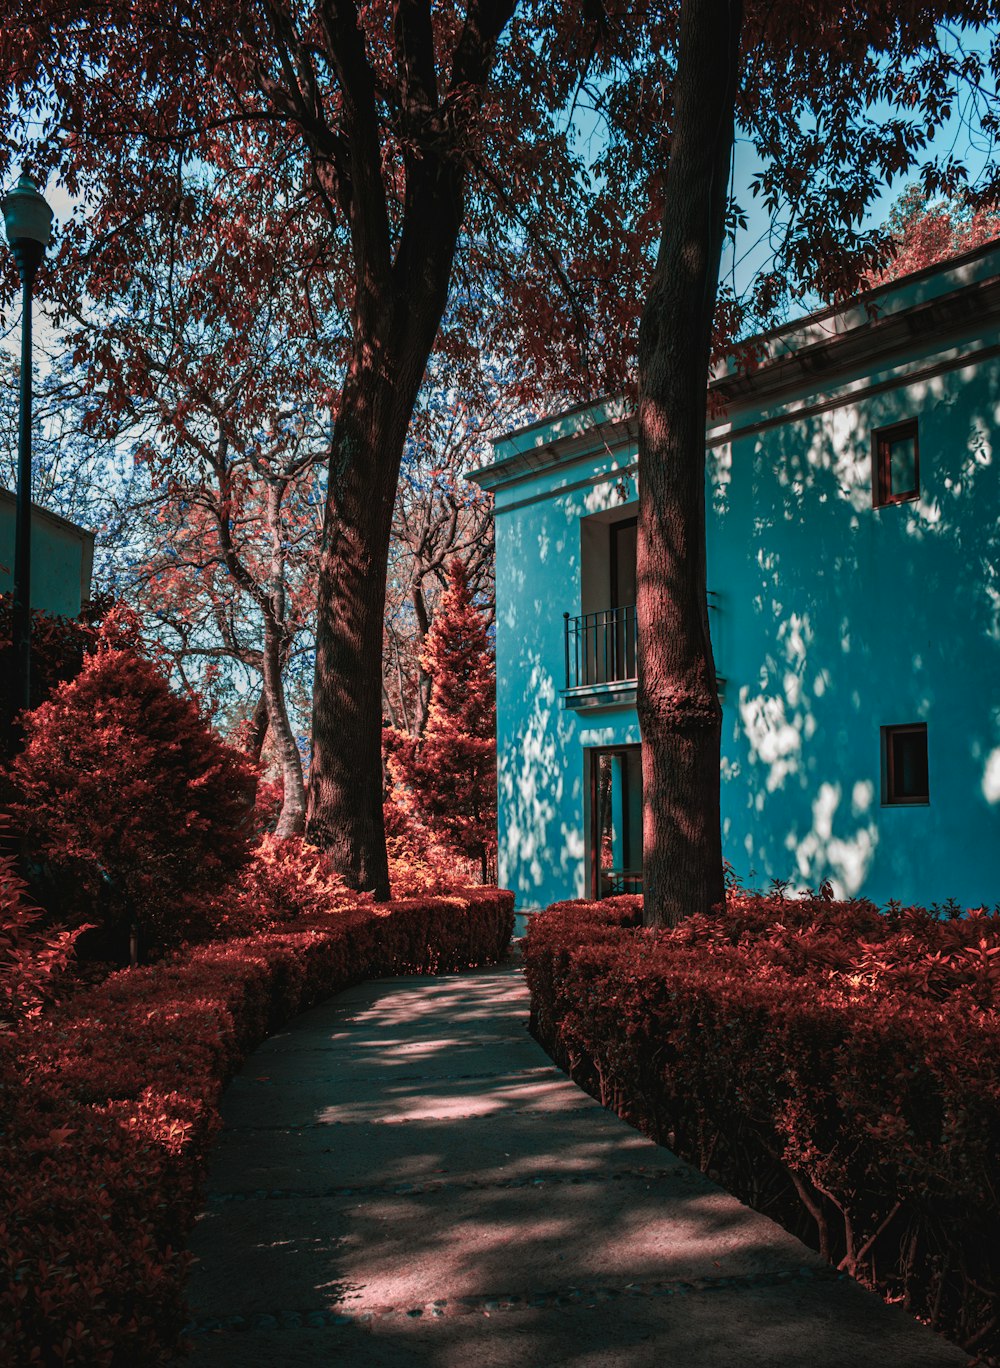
590,745,643,898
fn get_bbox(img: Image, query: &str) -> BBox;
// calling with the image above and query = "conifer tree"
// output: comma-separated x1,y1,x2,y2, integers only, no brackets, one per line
389,559,496,883
9,626,256,956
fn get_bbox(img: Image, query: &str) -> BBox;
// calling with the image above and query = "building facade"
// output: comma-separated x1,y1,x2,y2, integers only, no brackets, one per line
471,241,1000,920
0,491,95,618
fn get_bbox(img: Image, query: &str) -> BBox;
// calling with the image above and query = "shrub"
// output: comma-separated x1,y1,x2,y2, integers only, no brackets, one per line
524,894,1000,1362
0,885,514,1365
383,791,478,894
8,637,256,957
208,833,363,938
0,838,86,1027
0,590,104,706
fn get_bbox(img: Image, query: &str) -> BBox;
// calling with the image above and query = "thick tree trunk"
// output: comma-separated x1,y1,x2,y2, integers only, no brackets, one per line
307,347,430,896
636,0,743,927
303,0,513,896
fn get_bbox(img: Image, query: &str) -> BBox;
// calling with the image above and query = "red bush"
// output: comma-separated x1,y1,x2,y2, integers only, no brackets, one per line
383,789,480,894
209,833,363,937
386,560,497,882
0,595,112,762
524,894,1000,1362
8,638,256,955
0,885,514,1365
0,839,86,1027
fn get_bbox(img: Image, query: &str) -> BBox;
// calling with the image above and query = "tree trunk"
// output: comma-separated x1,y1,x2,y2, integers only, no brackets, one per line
263,482,307,838
303,0,512,896
411,581,432,735
636,0,743,927
263,619,307,838
306,347,430,896
242,689,269,764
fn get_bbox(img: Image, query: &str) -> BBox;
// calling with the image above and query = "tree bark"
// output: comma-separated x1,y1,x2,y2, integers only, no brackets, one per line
307,260,460,893
264,482,307,838
636,0,743,927
263,618,307,838
242,689,270,764
304,0,515,896
307,359,413,895
411,580,432,736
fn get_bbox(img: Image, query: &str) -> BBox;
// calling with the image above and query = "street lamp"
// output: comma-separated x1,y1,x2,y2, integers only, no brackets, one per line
2,174,53,739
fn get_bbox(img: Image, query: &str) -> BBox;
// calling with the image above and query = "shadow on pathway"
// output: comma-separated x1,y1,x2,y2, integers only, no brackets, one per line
179,958,967,1367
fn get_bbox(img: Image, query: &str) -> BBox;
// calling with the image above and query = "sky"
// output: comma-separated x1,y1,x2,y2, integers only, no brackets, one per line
720,25,998,314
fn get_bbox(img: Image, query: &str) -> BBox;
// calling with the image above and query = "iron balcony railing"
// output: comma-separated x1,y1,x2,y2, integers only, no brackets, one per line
564,604,638,690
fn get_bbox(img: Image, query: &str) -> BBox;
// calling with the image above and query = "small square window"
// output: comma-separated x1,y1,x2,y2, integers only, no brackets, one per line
873,419,919,506
881,724,929,805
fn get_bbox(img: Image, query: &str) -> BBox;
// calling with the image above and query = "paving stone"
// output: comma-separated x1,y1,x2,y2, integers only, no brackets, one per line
179,964,967,1368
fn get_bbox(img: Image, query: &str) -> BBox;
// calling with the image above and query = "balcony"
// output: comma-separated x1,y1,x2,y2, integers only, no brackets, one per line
562,605,637,710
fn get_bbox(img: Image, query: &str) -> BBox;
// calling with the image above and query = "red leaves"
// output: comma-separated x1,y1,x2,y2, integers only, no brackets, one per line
1,886,513,1364
865,185,1000,288
387,559,497,882
525,893,1000,1355
0,837,86,1028
8,633,257,955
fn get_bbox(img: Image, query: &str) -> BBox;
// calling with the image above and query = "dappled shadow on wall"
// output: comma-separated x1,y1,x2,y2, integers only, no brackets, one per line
496,647,583,902
495,497,587,905
712,358,1000,901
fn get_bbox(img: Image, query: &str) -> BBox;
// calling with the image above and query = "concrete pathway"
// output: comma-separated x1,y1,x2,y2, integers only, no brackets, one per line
181,959,967,1367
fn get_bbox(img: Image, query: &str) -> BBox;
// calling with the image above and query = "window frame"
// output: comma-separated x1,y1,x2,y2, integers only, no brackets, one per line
872,418,920,508
589,744,642,898
881,722,930,806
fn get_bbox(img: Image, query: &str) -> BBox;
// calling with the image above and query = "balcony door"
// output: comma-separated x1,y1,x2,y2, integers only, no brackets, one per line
610,518,637,681
610,517,637,609
590,745,643,898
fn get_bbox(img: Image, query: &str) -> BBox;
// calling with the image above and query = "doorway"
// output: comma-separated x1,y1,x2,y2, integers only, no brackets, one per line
590,745,643,898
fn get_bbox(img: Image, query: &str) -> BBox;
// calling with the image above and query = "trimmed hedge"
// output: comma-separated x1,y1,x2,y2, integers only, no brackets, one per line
0,887,513,1366
524,893,1000,1362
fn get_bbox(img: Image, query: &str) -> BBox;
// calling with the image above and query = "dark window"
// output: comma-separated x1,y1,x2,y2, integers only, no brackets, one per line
882,724,929,804
610,517,637,609
873,419,919,506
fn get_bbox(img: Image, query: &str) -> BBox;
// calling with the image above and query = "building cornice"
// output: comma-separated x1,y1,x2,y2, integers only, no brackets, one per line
471,239,1000,494
711,270,1000,410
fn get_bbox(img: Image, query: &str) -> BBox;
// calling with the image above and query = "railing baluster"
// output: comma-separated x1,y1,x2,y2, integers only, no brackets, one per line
564,604,639,689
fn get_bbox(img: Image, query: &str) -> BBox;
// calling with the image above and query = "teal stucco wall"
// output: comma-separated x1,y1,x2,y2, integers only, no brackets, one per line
0,492,94,619
479,243,1000,916
492,425,641,912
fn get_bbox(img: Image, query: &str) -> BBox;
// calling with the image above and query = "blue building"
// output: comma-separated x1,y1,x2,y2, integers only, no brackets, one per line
0,491,94,618
471,241,1000,922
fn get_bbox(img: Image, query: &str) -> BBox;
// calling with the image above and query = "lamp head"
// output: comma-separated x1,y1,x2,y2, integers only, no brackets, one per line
3,175,54,283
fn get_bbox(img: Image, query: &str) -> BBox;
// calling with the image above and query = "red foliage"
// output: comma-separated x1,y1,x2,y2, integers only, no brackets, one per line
865,185,1000,287
7,635,256,953
0,838,86,1027
525,894,1000,1361
0,885,513,1365
211,834,363,937
387,560,497,882
0,594,114,759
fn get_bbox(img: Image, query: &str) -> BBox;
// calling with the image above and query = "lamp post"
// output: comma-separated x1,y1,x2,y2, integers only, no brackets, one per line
2,175,53,740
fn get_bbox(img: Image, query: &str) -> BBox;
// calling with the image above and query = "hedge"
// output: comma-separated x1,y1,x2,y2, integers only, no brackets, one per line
524,893,1000,1363
0,887,514,1366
